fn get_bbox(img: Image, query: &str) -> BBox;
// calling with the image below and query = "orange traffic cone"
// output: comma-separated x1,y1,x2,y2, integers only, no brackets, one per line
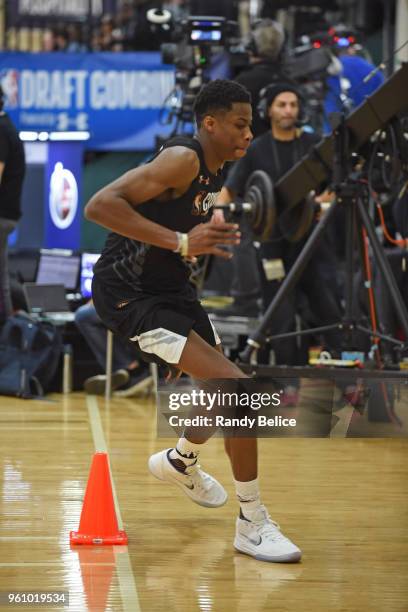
70,452,128,545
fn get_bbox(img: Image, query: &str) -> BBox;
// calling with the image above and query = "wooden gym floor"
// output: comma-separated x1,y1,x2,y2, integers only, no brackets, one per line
0,386,407,612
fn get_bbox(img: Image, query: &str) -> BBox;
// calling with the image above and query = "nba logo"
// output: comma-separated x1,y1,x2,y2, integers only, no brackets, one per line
0,69,19,108
49,162,78,230
45,142,83,249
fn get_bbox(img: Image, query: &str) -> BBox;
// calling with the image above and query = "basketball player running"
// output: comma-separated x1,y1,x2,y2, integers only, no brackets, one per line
85,80,301,563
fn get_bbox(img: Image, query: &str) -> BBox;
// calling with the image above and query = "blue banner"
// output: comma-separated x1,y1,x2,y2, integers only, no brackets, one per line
45,141,83,249
0,52,175,150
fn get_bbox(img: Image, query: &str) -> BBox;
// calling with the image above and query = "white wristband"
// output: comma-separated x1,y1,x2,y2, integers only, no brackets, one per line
173,232,189,257
173,232,182,253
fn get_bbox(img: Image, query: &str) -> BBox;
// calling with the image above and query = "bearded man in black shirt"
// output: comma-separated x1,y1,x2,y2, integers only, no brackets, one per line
218,84,342,404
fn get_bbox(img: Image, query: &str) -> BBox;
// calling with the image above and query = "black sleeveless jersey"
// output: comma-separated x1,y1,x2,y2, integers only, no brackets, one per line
93,136,224,299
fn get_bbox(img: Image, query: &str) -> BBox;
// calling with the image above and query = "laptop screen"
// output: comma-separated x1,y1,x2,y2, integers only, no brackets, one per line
24,283,69,313
36,253,80,290
80,253,100,298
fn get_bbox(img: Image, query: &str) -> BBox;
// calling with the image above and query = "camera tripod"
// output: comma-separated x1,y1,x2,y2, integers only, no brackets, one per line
239,115,408,367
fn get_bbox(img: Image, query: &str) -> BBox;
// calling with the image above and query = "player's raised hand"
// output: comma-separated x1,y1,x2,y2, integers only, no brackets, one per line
187,222,241,259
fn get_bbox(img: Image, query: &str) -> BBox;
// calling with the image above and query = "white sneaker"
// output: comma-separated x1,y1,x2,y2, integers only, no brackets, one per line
234,505,302,563
148,449,227,508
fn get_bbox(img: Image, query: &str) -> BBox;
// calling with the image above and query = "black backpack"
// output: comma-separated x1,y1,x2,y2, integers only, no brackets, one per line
0,313,62,398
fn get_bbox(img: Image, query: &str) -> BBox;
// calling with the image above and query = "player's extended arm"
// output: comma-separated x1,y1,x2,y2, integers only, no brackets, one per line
85,147,240,259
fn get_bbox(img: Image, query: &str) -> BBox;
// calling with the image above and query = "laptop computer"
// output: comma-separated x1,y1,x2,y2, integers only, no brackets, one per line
36,251,81,290
23,283,75,323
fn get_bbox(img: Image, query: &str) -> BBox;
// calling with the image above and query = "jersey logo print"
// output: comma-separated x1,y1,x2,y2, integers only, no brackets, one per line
198,174,210,185
192,190,220,216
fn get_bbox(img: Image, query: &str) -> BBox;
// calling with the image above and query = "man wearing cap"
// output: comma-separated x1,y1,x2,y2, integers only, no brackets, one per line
218,84,342,405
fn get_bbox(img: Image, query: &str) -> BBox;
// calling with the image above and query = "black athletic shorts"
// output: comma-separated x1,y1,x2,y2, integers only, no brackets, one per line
92,277,221,366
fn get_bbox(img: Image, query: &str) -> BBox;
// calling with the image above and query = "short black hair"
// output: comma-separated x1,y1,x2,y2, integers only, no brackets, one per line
0,86,4,111
193,79,251,127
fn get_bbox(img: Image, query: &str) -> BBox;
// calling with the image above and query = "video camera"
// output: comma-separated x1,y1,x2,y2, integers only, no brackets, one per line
161,16,238,69
155,15,240,137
